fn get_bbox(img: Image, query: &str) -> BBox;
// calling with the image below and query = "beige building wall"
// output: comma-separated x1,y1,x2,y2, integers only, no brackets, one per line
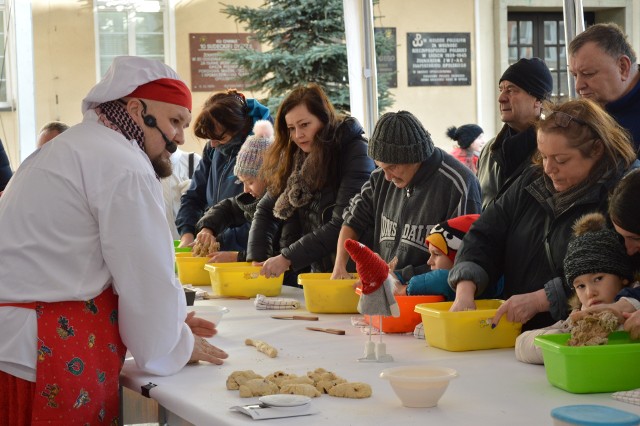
376,0,480,152
175,0,265,153
0,0,637,170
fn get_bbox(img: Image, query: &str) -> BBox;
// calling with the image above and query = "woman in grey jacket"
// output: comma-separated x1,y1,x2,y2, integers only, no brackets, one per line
449,98,638,331
247,84,374,275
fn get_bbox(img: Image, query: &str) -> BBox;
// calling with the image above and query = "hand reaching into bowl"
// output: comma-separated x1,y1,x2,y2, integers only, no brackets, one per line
491,289,547,327
569,298,633,324
207,251,239,263
193,229,220,257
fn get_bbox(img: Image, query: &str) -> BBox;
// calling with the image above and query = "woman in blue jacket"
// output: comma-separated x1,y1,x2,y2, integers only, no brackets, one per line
176,90,271,251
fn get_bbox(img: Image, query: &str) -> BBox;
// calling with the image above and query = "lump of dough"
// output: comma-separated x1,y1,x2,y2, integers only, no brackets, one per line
280,376,314,387
265,371,296,387
245,338,278,358
239,378,279,398
328,382,372,399
568,310,619,347
226,370,263,390
316,378,347,393
279,383,321,398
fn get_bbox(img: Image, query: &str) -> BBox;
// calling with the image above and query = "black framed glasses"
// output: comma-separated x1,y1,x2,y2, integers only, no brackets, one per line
542,110,588,128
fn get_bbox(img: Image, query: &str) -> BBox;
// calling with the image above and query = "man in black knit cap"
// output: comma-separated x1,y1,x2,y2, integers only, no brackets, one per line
332,111,482,285
477,57,553,209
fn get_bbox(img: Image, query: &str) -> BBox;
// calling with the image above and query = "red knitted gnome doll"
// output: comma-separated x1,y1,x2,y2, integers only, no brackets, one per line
345,239,399,317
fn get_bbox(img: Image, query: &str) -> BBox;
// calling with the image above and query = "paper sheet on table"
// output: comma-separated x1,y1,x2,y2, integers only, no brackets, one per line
254,294,300,310
230,403,318,419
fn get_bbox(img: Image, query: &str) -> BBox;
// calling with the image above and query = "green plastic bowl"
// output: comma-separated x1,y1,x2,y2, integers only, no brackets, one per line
535,331,640,393
174,240,192,253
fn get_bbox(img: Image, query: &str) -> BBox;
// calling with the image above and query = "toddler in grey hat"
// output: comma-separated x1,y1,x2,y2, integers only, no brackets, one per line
515,212,636,364
193,120,274,259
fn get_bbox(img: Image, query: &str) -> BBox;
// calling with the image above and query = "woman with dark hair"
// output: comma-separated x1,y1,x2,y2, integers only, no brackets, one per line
449,98,638,331
246,83,374,276
176,90,271,251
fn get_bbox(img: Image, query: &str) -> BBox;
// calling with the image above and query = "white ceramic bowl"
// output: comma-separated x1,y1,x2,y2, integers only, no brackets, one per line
380,365,458,408
189,305,229,326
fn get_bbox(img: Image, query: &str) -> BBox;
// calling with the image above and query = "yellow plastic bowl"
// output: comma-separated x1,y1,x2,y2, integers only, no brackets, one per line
415,300,522,351
204,263,283,297
298,273,359,314
175,253,210,286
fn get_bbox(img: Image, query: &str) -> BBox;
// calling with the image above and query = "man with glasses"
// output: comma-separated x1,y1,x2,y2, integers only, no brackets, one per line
568,22,640,155
477,57,553,209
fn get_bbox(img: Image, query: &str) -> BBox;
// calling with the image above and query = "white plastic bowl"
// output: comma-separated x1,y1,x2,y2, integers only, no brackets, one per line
380,365,458,408
189,305,229,326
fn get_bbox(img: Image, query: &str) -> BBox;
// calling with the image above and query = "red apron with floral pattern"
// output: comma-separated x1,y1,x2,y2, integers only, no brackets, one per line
28,287,126,425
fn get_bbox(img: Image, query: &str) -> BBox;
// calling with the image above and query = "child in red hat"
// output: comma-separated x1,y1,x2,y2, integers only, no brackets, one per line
395,214,503,300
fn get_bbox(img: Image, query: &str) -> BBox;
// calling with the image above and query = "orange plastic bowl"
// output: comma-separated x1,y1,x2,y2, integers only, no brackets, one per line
356,287,445,333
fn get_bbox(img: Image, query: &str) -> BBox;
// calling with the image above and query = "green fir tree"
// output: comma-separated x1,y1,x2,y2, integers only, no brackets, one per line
220,0,394,115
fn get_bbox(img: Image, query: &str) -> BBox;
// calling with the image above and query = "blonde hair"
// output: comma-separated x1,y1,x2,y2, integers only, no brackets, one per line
532,98,635,174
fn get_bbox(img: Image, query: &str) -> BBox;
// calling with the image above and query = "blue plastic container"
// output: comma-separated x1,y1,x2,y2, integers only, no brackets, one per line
551,405,640,426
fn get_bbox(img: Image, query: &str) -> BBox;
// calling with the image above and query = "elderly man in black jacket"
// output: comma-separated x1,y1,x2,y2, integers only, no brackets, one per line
477,57,553,209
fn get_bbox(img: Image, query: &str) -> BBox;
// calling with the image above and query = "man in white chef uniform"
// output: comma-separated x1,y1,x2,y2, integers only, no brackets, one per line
0,56,228,425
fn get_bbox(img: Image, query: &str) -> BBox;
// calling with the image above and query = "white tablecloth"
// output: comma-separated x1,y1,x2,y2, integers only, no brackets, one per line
120,287,640,425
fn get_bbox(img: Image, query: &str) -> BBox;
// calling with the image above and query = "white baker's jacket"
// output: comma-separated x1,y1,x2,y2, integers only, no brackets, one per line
0,111,194,381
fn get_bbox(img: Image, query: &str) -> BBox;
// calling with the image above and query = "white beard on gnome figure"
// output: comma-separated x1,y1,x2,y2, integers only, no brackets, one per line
345,239,400,362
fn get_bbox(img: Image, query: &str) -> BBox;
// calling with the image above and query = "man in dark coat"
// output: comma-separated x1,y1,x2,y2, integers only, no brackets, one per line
477,57,553,209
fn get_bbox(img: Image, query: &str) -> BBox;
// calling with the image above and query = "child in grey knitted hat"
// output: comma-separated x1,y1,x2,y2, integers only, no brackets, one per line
515,212,636,364
193,120,274,262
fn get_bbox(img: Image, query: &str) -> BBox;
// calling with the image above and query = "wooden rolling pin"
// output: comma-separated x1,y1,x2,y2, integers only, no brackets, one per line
306,327,346,335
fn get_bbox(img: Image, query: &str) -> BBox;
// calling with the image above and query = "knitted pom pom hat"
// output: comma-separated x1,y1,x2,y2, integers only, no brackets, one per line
344,239,389,295
233,120,274,178
446,124,483,149
426,214,480,263
563,212,634,287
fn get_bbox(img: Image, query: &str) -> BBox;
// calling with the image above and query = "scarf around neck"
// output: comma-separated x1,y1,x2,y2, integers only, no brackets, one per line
529,160,610,217
95,101,146,150
273,150,315,220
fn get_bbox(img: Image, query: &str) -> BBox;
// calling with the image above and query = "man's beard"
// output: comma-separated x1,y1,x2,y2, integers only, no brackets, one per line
152,155,173,178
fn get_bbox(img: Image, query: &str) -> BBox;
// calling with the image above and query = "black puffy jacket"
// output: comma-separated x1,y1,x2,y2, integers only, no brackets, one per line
247,117,374,272
450,161,640,330
196,192,301,262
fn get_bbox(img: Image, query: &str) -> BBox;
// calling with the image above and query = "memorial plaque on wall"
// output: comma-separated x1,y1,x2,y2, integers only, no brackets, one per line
407,32,471,86
374,27,397,88
189,33,261,92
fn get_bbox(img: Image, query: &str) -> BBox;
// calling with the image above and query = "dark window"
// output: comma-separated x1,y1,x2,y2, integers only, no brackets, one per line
507,12,595,101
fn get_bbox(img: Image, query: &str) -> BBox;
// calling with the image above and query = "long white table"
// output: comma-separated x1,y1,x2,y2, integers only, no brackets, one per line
120,286,640,425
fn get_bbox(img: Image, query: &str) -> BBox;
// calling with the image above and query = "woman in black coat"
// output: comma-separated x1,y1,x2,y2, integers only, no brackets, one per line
247,84,374,276
448,98,638,331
